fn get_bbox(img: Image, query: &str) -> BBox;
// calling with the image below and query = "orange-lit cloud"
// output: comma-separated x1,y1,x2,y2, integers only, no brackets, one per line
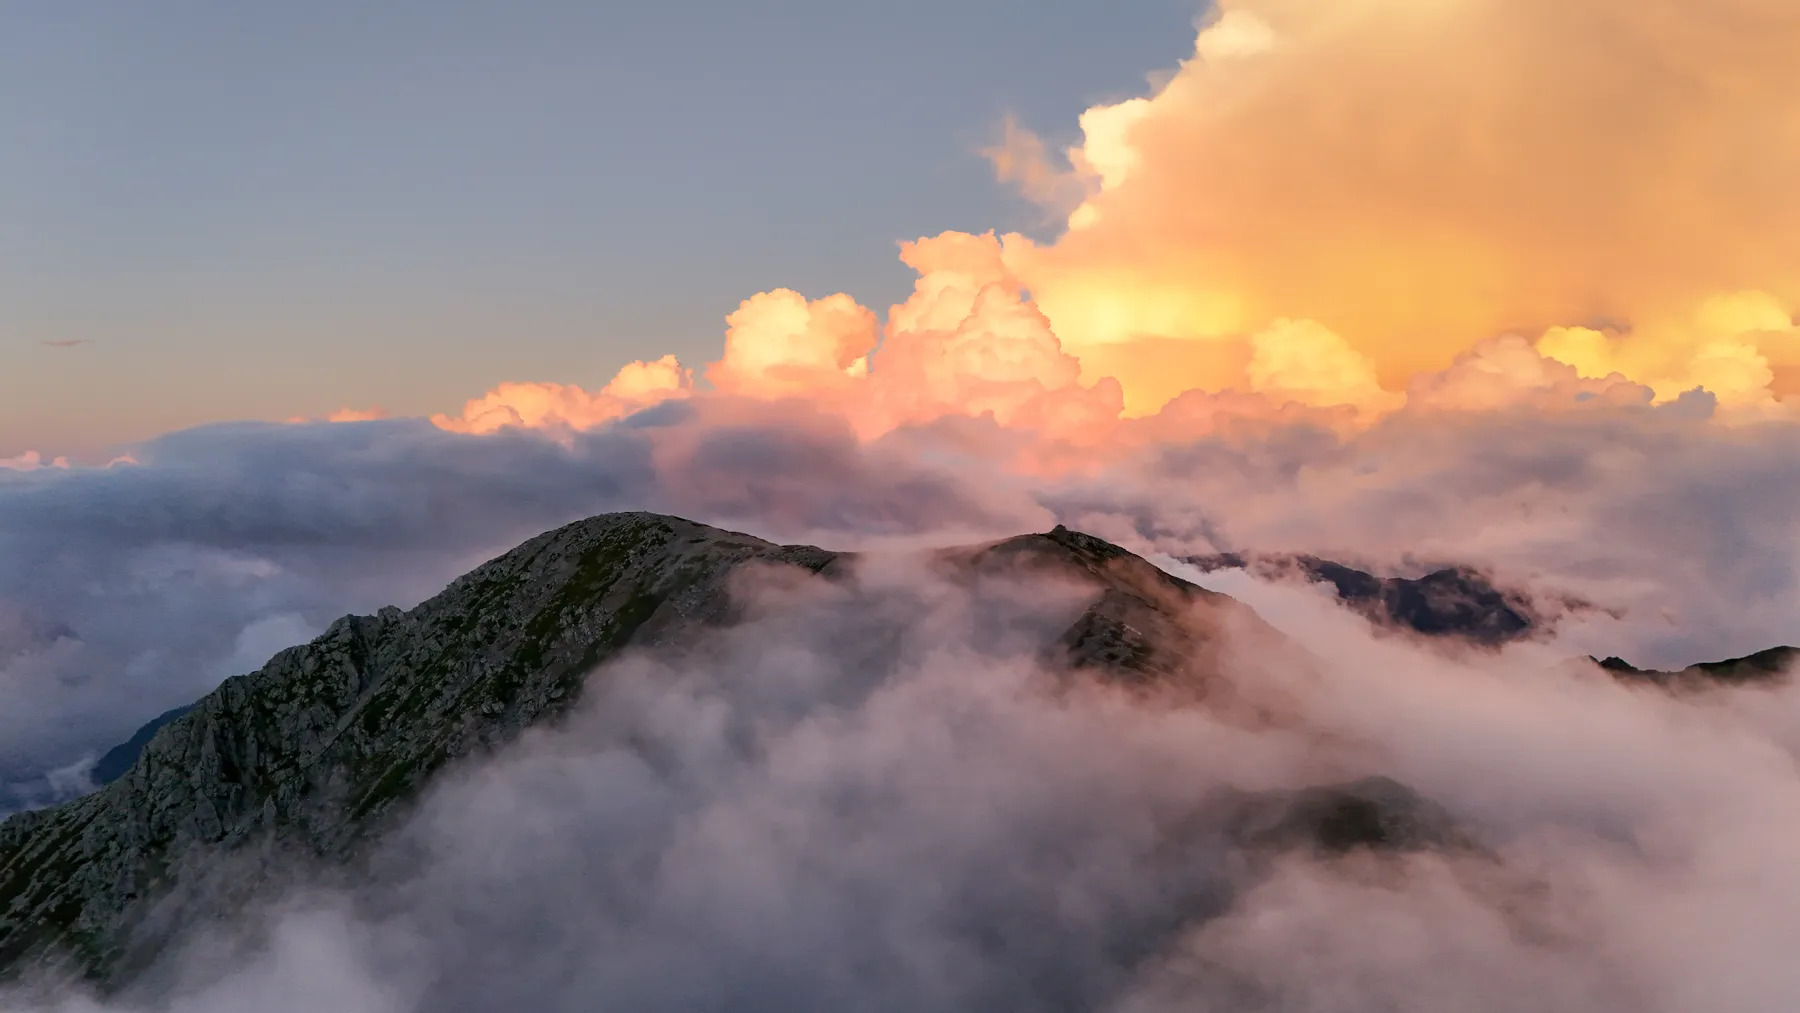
1405,336,1654,414
858,231,1122,439
326,407,389,423
287,407,391,424
708,290,877,400
432,354,693,435
993,0,1800,411
435,234,1125,448
0,451,70,472
433,0,1800,456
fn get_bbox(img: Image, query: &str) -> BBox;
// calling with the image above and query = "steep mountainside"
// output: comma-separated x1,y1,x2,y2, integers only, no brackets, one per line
0,513,1322,989
90,706,195,787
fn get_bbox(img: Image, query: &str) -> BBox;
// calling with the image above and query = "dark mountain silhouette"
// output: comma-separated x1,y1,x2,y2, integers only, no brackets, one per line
1185,553,1540,645
1595,645,1799,688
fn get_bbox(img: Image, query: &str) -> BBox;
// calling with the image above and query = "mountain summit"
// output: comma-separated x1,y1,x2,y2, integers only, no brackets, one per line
1,513,1343,989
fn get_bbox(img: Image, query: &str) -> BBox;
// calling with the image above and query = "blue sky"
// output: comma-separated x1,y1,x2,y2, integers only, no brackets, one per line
0,1,1200,458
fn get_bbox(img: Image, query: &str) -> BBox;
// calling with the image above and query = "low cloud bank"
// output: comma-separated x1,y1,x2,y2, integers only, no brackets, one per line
8,392,1800,806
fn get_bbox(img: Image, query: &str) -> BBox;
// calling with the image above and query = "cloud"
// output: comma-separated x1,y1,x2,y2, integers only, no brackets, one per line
284,408,390,424
12,3,1800,1003
707,290,878,400
1058,401,1800,670
14,370,1800,798
991,0,1800,411
0,452,71,472
1245,317,1398,414
981,114,1091,220
430,355,692,435
1405,335,1655,413
16,308,1800,843
425,0,1800,451
437,231,1124,451
39,340,90,349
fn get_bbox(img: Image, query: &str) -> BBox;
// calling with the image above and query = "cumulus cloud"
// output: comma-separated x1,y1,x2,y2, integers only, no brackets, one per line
1245,318,1398,414
434,17,1800,451
1405,335,1655,413
707,290,878,399
991,0,1800,411
439,231,1124,447
419,0,1800,454
430,355,693,435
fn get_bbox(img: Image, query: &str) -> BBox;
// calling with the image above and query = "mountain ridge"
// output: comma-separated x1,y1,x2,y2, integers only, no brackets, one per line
10,512,1793,996
0,512,1290,989
1184,552,1544,644
1594,646,1800,688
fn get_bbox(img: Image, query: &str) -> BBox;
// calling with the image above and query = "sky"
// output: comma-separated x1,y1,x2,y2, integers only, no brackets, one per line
9,3,1800,1005
0,0,1197,459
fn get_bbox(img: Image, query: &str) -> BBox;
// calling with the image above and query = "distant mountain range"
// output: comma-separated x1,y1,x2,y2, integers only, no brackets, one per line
1182,553,1543,644
1593,646,1800,687
2,515,1790,995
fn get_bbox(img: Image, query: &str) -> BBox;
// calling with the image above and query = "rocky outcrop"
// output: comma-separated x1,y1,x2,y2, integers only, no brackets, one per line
0,513,1300,989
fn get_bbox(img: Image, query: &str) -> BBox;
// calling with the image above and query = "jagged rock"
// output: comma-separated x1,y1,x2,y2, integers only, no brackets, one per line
0,513,1303,990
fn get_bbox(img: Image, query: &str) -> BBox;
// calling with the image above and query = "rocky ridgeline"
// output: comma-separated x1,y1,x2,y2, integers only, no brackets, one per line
0,513,841,983
1594,646,1800,688
8,513,1420,990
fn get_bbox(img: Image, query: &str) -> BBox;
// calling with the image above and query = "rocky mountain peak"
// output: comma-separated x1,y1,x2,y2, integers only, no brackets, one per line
0,513,1286,987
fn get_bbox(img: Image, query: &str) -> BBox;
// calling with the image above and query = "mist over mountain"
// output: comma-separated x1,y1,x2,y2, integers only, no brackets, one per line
1182,554,1548,646
0,514,1392,1004
2,512,1797,1012
9,1,1800,1006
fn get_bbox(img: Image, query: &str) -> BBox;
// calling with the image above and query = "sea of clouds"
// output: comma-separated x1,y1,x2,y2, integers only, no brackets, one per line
7,494,1800,1012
